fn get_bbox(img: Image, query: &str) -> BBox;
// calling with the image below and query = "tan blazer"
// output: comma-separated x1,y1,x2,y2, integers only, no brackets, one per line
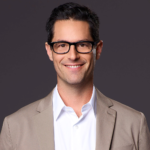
0,88,150,150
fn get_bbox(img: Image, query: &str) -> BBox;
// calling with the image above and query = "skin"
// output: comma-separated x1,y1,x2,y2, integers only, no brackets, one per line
45,19,103,117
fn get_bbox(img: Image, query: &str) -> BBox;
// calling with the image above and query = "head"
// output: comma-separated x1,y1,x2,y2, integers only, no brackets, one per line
45,2,103,87
46,2,100,45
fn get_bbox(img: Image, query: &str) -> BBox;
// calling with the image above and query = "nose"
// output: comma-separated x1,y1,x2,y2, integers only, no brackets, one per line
67,45,80,60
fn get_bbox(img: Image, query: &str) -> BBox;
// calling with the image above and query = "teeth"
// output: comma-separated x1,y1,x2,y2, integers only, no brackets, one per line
67,65,81,68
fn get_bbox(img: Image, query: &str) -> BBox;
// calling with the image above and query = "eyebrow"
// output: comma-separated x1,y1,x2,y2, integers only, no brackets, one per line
52,39,93,43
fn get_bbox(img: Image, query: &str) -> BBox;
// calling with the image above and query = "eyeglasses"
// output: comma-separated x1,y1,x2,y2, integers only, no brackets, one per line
48,41,96,54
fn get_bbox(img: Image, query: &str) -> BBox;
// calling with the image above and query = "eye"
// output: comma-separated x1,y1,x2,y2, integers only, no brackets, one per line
58,43,66,47
79,43,87,47
54,43,68,48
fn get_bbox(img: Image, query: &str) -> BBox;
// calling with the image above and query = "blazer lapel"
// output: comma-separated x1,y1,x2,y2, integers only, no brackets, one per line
95,89,116,150
34,90,55,150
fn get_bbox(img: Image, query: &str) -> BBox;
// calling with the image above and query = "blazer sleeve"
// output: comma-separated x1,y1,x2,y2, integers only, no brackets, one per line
0,117,13,150
139,112,150,150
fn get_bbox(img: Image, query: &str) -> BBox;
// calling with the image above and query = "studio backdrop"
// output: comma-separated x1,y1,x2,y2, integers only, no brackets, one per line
0,0,150,129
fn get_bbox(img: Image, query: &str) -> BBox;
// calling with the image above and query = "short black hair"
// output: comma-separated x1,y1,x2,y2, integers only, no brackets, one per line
46,2,100,44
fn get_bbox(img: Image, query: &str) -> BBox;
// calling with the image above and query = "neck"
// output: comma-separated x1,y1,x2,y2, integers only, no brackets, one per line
57,79,93,117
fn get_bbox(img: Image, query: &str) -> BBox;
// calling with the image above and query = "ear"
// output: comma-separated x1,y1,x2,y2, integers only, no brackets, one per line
45,42,53,61
96,40,103,60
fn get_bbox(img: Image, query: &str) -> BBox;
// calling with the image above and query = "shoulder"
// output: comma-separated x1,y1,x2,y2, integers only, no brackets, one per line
111,99,143,124
6,99,42,124
104,95,148,133
107,96,150,146
6,90,54,123
111,99,141,116
96,88,145,124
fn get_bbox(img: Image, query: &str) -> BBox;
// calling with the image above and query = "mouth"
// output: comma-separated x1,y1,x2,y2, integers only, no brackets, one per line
64,64,84,69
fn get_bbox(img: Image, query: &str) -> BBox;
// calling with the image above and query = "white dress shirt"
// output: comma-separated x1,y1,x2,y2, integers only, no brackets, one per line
53,85,97,150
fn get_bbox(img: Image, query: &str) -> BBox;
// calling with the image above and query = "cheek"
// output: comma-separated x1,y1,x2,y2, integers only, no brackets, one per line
53,55,64,70
84,53,94,70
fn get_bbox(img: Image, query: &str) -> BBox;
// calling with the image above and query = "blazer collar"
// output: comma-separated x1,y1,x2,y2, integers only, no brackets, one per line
34,89,55,150
95,88,116,150
36,89,54,113
34,88,116,150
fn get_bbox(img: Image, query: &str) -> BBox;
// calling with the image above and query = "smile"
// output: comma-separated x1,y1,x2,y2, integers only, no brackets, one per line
66,65,81,68
64,64,83,69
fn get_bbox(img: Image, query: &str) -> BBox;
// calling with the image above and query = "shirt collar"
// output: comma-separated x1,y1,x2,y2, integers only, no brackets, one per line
53,85,65,121
53,85,97,121
88,85,96,117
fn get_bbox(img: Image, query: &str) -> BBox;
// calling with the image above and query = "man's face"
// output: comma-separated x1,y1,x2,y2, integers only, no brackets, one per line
45,19,102,86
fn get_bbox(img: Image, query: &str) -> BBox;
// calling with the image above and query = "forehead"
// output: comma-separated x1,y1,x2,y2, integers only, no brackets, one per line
52,19,93,42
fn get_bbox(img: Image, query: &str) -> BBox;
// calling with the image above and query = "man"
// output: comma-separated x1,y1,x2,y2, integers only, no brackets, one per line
0,2,150,150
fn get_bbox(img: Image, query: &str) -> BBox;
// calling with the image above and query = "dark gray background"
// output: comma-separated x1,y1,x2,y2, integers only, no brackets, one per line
0,0,150,130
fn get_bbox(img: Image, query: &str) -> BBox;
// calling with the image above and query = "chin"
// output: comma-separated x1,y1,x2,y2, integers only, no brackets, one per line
65,78,83,85
67,81,82,85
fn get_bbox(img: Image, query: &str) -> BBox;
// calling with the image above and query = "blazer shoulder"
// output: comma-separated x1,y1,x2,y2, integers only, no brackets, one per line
111,99,140,114
6,89,54,121
7,98,43,122
111,98,144,124
111,98,150,146
96,88,141,117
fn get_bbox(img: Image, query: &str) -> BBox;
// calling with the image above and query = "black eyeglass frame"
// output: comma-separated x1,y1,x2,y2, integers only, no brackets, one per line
48,41,96,54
